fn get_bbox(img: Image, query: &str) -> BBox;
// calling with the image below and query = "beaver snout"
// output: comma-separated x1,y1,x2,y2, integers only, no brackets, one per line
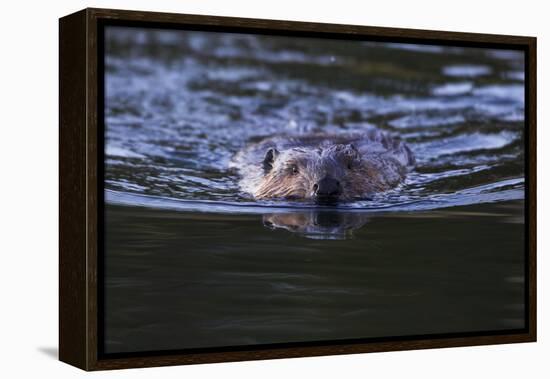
313,177,341,202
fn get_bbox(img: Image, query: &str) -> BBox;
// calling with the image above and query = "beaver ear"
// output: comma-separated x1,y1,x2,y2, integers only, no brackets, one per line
344,143,360,157
262,148,279,173
347,143,358,153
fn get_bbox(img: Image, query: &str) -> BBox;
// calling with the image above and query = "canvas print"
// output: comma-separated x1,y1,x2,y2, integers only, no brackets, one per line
102,26,526,355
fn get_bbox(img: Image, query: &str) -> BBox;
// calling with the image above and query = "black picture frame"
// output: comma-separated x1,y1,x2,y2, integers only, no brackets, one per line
59,7,537,371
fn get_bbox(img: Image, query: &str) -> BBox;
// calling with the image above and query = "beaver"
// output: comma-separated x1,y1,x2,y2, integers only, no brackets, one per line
231,130,415,203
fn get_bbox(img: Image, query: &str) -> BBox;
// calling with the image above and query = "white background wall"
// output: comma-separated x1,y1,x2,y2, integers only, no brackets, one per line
0,0,546,377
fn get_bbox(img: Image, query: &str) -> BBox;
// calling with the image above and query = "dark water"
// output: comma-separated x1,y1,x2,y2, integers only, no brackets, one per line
103,26,526,354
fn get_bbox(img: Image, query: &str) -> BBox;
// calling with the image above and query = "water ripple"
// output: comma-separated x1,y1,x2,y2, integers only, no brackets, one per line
104,27,525,212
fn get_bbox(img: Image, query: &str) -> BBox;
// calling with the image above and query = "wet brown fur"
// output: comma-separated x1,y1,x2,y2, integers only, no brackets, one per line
230,131,415,202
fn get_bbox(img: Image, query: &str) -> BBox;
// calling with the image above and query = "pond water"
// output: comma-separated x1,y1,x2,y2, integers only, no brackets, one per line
102,26,526,354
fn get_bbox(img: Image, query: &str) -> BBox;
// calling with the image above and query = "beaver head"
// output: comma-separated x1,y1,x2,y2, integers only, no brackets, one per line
255,143,373,203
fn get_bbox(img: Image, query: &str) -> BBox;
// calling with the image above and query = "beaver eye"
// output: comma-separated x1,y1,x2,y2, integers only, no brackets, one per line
290,165,299,175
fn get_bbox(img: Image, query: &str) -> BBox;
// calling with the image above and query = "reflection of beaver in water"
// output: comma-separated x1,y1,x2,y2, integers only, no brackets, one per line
263,211,370,239
231,130,415,202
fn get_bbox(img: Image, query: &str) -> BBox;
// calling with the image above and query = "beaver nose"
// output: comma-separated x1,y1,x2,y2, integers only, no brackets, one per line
313,177,341,199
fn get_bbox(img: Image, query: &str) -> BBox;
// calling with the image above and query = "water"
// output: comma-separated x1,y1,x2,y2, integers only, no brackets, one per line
102,26,526,354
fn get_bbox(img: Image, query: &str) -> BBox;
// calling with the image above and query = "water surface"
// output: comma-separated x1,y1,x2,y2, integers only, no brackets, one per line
102,27,526,354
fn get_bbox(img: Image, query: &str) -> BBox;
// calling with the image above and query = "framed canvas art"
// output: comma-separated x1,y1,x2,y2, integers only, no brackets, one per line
59,8,536,370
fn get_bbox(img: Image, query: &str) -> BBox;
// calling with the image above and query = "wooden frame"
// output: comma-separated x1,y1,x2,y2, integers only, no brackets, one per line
59,7,537,371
